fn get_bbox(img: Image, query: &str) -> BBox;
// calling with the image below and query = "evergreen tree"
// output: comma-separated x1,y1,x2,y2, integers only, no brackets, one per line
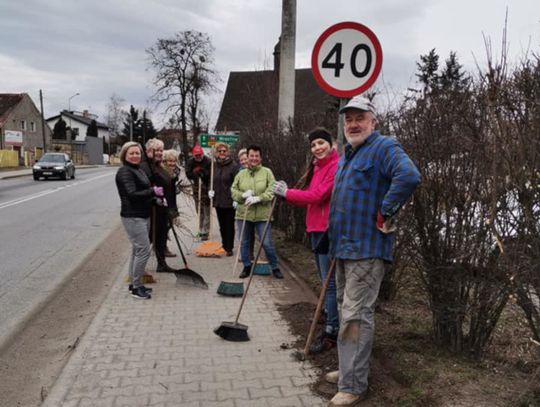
122,105,139,141
121,106,157,146
440,52,470,91
52,117,67,140
137,110,157,145
86,119,98,137
416,49,440,93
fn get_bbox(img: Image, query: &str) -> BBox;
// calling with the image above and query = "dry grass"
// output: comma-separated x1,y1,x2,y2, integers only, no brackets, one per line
274,229,540,407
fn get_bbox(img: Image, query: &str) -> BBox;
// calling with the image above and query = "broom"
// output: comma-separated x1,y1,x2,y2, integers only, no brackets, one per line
216,208,248,297
214,198,277,341
195,146,225,257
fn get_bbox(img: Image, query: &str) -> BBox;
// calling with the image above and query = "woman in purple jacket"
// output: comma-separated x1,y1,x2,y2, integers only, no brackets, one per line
273,127,339,353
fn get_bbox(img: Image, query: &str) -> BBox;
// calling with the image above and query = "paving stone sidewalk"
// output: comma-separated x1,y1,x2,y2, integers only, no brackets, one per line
43,195,325,407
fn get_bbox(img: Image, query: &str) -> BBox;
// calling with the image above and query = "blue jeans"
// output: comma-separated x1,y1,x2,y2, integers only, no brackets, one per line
311,232,339,335
238,220,279,269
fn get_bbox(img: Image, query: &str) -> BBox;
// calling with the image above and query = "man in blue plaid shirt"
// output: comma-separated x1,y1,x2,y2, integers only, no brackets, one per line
325,96,421,406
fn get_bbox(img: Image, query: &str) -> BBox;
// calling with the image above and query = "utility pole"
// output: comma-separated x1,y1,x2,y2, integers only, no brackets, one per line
39,89,47,154
277,0,296,132
142,110,147,145
68,93,80,159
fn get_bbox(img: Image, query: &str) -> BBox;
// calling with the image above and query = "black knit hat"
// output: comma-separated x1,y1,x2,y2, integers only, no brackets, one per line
307,128,333,145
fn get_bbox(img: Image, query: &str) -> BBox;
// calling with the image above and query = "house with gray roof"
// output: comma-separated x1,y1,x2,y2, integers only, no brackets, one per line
0,93,52,163
215,42,338,136
46,110,110,143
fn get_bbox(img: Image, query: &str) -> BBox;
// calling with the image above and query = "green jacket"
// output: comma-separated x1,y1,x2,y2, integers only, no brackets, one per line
231,165,275,221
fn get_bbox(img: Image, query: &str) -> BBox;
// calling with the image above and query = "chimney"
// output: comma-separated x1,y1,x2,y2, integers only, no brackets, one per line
82,110,89,118
273,37,281,73
277,0,296,129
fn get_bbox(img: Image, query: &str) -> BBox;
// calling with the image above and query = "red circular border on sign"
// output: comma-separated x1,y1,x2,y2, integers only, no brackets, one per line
311,21,383,98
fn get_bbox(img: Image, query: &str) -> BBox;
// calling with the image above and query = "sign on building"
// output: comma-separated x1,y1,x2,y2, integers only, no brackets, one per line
4,130,23,146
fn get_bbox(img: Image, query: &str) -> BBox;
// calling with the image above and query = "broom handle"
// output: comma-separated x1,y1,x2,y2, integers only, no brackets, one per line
168,214,189,268
303,257,337,357
152,205,157,256
209,147,214,235
233,198,277,324
231,208,249,278
197,181,202,232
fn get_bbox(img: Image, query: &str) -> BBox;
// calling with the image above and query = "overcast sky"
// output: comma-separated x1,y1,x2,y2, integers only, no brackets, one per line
0,0,538,130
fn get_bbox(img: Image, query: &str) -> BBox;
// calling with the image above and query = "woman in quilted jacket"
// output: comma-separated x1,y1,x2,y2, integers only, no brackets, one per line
273,127,340,353
115,142,163,300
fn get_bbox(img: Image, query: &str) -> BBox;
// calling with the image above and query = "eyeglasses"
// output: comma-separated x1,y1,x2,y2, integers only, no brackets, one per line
217,149,227,153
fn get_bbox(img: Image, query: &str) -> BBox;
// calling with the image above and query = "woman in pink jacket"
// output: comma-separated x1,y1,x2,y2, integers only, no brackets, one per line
273,127,339,353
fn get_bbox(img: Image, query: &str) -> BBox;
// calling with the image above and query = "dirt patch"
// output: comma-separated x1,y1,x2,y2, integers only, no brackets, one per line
0,225,129,407
273,230,540,406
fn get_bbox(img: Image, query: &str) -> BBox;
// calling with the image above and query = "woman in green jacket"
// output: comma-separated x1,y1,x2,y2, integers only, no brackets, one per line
231,145,283,279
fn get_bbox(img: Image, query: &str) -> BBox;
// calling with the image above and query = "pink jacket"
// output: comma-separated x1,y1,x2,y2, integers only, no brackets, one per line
285,148,339,233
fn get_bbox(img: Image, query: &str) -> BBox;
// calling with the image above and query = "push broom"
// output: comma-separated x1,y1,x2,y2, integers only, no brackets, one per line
216,208,248,297
214,198,277,341
195,146,225,257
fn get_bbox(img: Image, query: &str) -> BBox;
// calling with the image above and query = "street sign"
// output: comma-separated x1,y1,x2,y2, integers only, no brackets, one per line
311,21,383,98
199,134,239,148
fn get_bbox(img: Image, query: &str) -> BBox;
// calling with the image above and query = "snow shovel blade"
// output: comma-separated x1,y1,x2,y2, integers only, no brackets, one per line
174,268,208,289
213,321,250,342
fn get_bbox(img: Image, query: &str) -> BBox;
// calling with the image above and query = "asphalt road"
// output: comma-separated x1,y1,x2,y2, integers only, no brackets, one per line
0,166,121,350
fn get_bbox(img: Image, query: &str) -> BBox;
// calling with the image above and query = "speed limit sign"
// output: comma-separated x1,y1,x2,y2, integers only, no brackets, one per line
311,21,382,98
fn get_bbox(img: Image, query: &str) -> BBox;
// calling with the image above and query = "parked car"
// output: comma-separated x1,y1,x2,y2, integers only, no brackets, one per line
33,153,76,180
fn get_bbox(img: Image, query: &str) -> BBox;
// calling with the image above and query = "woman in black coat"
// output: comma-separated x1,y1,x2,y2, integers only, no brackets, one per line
139,138,176,273
209,143,239,256
115,142,163,299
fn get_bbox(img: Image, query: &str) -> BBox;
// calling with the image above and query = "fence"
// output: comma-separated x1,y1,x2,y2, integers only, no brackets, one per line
0,150,19,168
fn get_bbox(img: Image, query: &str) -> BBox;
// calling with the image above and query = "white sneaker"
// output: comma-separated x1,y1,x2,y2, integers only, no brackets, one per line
325,370,339,384
328,391,366,406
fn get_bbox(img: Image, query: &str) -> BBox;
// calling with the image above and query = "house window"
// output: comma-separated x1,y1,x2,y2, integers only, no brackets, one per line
21,120,26,130
30,122,36,132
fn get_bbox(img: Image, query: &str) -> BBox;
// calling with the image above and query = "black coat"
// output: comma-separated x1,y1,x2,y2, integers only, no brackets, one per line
186,156,211,192
115,163,154,218
139,160,177,211
212,157,239,208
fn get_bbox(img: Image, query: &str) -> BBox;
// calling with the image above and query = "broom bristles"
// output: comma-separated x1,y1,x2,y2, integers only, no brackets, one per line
195,241,226,257
214,321,250,342
217,280,244,297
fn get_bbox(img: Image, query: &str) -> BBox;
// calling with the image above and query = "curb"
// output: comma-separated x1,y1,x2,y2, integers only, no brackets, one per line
0,165,103,180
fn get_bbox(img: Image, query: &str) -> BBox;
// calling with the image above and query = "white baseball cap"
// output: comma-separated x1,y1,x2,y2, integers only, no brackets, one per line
339,96,376,116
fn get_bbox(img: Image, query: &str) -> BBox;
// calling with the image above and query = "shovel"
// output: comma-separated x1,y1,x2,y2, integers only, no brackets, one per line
168,214,208,289
214,198,277,341
293,258,336,361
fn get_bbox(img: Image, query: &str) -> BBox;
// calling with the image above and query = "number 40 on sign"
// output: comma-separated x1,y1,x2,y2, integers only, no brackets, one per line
311,21,383,98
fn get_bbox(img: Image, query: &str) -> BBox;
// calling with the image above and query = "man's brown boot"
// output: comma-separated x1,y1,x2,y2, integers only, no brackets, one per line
328,391,367,406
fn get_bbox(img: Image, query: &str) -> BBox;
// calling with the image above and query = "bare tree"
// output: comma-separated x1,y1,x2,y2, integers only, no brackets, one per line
105,93,126,135
146,31,218,158
105,93,126,152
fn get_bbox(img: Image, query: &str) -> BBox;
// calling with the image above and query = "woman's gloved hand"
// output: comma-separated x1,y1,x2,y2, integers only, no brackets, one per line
245,196,261,206
153,186,164,197
272,180,288,197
